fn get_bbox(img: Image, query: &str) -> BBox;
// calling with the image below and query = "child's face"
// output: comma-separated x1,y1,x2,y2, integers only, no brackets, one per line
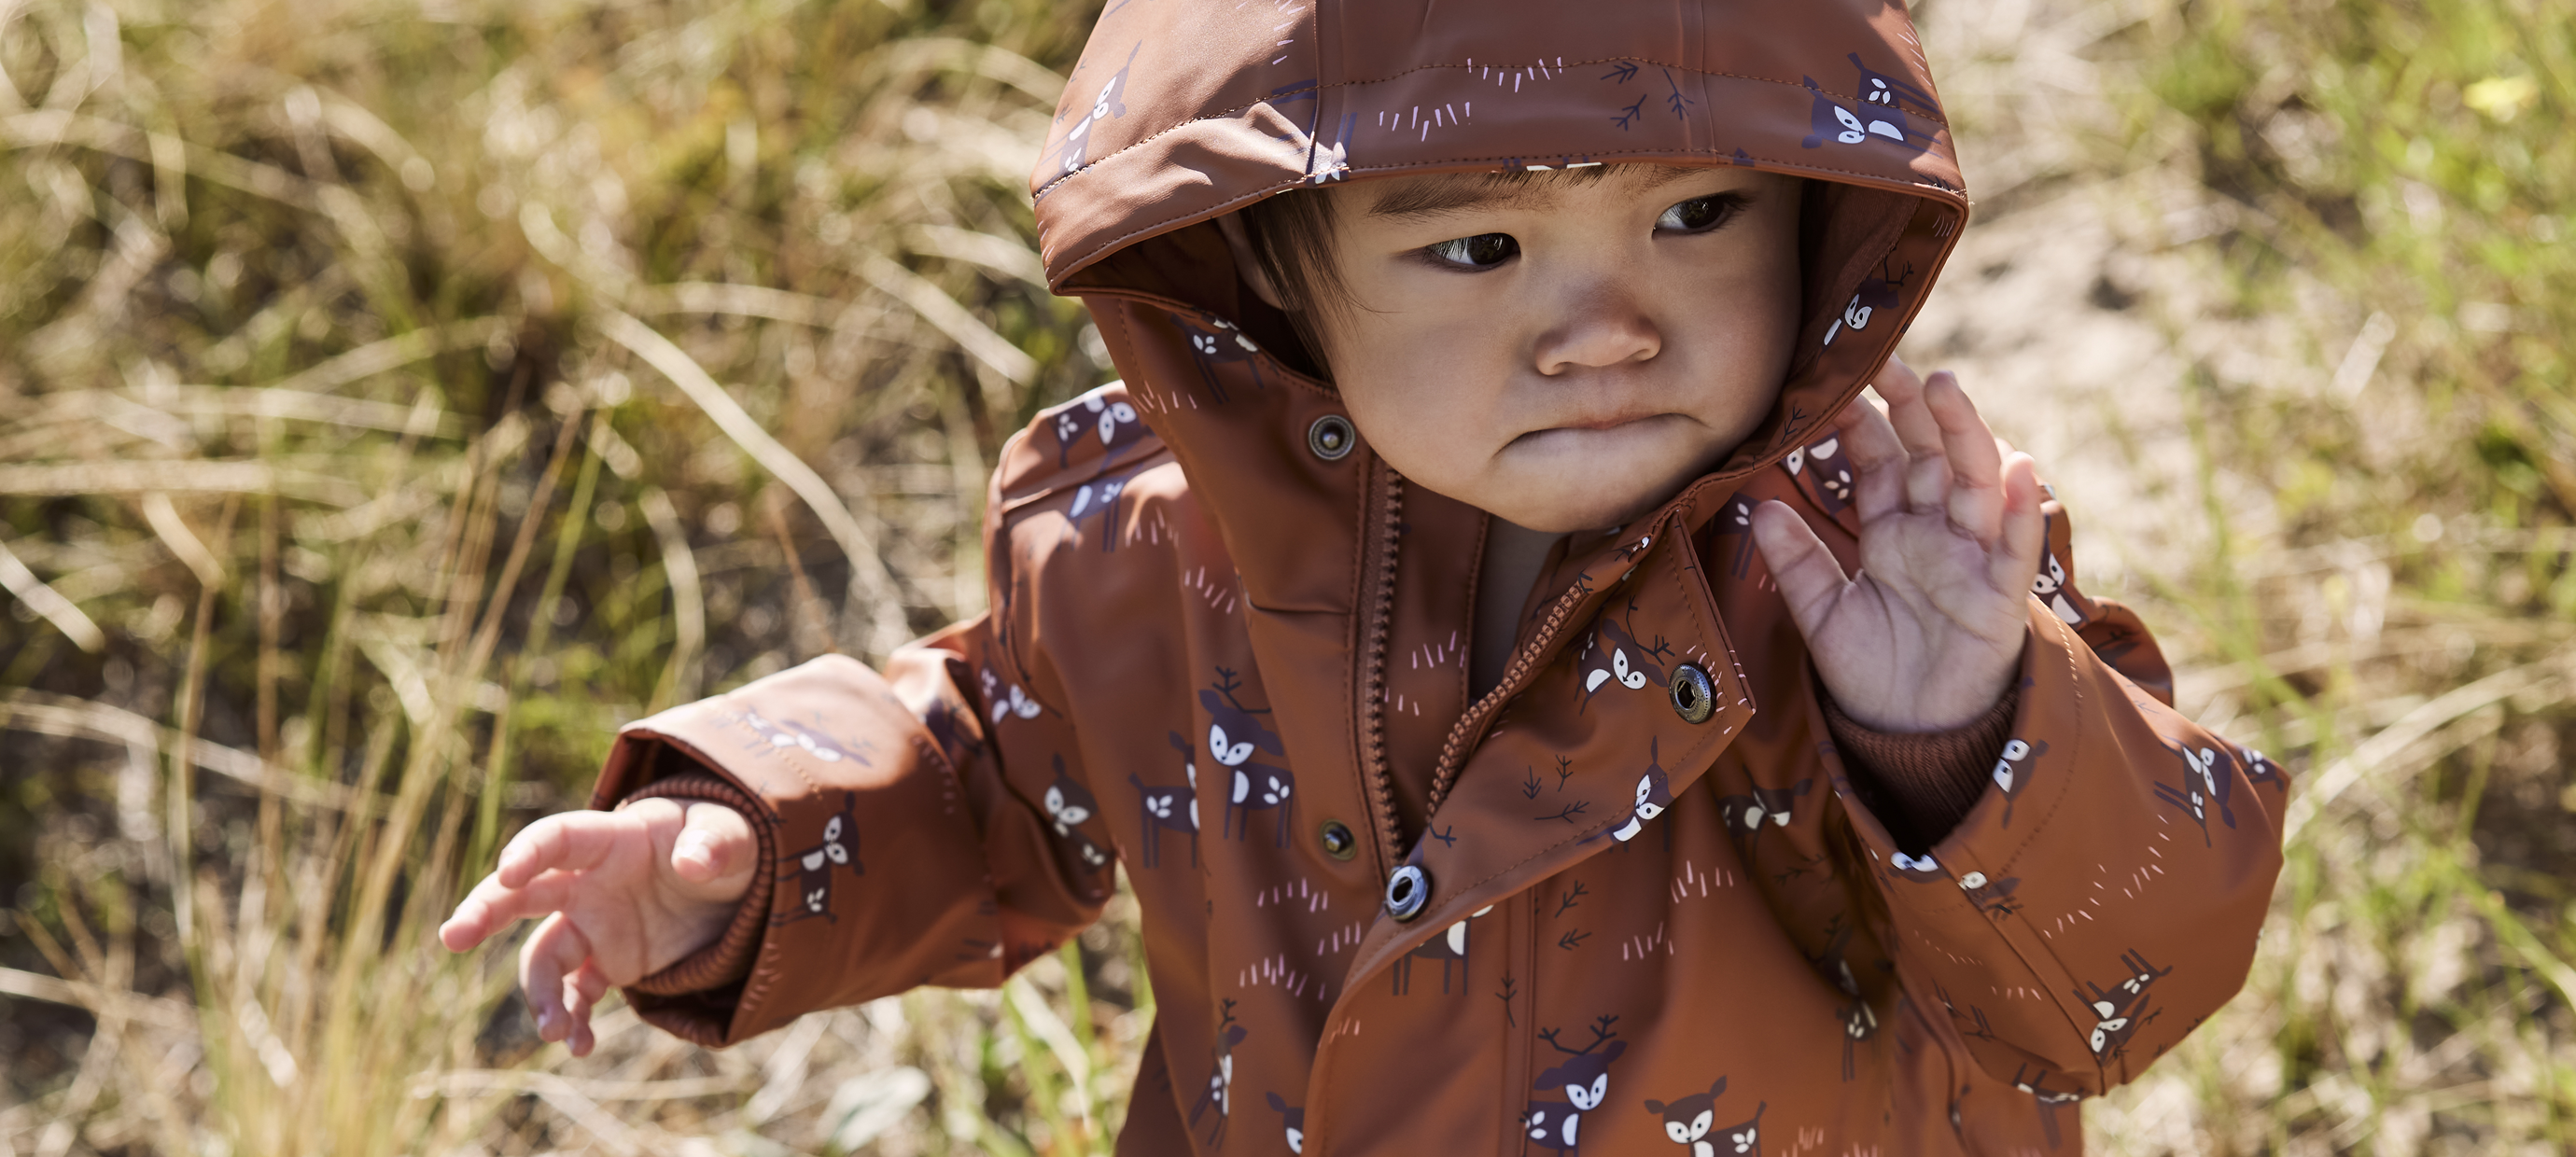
1279,166,1800,533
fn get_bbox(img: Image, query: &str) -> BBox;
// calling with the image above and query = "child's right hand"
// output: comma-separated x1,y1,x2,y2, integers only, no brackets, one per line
437,799,756,1055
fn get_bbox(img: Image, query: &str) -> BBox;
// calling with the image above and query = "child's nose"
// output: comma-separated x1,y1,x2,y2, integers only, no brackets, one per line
1533,284,1660,375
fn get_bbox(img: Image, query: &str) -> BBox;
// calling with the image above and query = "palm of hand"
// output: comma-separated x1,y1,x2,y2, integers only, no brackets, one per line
1753,358,2043,733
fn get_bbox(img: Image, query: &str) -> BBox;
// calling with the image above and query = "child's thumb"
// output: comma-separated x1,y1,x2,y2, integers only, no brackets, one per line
669,802,755,887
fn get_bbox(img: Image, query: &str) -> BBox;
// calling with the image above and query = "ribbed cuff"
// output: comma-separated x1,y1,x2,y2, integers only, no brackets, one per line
617,762,775,997
1823,684,2019,855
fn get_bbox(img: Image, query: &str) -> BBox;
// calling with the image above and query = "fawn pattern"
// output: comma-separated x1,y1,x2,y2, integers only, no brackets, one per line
1393,905,1493,995
1265,1093,1305,1153
1041,754,1112,873
1202,669,1295,845
1190,1000,1248,1148
1644,1077,1766,1156
1521,1016,1627,1155
772,792,860,926
1799,52,1942,156
1127,732,1200,868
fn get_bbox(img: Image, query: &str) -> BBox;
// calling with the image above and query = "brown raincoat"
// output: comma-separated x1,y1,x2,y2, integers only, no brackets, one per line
592,2,2289,1152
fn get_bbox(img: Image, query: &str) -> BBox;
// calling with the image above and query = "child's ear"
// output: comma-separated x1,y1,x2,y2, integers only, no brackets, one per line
1215,212,1287,310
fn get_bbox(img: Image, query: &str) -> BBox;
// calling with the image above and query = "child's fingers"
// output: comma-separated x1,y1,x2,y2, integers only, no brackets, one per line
440,869,577,952
564,959,611,1057
1992,453,2047,597
1750,499,1850,641
520,912,592,1044
497,810,629,888
1925,372,2006,541
1833,395,1909,524
1869,355,1946,466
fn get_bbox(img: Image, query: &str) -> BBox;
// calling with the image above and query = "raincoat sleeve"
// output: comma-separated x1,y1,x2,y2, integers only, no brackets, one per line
581,423,1121,1048
1833,495,2289,1098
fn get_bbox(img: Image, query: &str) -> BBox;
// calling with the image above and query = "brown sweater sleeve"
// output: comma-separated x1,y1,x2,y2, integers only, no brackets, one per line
1823,686,2018,856
613,754,777,1005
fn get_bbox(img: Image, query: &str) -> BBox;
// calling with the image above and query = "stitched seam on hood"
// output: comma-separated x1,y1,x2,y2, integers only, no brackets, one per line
1036,57,1953,201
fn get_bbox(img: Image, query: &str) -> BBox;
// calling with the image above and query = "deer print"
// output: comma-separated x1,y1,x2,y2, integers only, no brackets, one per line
1393,904,1494,995
1709,1100,1766,1155
1579,609,1673,713
1817,260,1914,350
1046,40,1139,179
1782,434,1857,514
1798,52,1941,155
2075,949,2171,1060
1064,470,1133,552
2029,519,2089,626
1715,778,1812,858
1608,738,1673,844
1643,1077,1729,1155
1202,670,1295,845
1050,386,1150,468
1265,1093,1306,1153
2240,746,2288,794
1991,737,2048,827
1169,312,1267,403
1042,755,1111,872
980,664,1044,725
1522,1015,1627,1156
1190,1000,1248,1147
2154,742,2237,845
739,709,865,765
771,792,861,926
1128,732,1201,869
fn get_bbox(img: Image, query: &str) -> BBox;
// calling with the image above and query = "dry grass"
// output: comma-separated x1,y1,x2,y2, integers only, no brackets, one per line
1,0,2569,1153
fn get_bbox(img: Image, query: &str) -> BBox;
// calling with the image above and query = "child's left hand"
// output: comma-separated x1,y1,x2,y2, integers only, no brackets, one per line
1751,355,2044,732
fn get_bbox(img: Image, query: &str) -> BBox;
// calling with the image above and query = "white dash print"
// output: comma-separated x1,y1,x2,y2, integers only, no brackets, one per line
1619,922,1670,962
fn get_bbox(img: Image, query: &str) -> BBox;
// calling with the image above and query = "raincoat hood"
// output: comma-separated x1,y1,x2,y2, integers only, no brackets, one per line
1030,0,1968,481
584,6,2284,1155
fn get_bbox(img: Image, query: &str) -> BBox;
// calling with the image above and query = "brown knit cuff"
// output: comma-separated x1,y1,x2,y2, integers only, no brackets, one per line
1822,684,2019,855
616,761,775,996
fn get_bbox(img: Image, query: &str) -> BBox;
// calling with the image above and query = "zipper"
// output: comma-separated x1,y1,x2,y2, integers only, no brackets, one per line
1356,468,1407,867
1358,477,1639,848
1421,535,1611,817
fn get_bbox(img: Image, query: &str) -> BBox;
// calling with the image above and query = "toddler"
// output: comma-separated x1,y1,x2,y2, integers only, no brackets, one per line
442,1,2287,1151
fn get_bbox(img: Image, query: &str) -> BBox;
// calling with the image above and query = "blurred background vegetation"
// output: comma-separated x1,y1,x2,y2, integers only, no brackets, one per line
0,0,2566,1153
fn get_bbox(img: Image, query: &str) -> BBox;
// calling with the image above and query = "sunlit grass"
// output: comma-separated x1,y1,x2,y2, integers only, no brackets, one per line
2,0,2569,1153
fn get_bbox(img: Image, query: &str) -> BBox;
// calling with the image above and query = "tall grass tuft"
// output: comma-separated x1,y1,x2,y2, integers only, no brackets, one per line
1,0,1132,1151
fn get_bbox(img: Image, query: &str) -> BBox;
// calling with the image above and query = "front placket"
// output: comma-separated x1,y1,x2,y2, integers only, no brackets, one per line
1305,501,1758,1153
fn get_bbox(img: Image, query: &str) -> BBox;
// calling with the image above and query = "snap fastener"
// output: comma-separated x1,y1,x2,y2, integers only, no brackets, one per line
1383,864,1430,922
1668,662,1715,724
1318,819,1357,860
1307,414,1355,461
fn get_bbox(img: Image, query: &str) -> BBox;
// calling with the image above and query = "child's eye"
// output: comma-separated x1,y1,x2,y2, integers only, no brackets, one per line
1422,232,1519,270
1657,193,1746,233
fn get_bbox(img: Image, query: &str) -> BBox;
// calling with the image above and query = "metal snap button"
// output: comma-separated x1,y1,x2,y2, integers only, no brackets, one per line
1307,414,1355,461
1669,662,1715,724
1319,819,1357,860
1383,864,1430,922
